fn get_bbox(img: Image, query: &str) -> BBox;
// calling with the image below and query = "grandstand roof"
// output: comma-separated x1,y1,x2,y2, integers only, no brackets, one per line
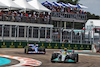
0,2,8,8
28,0,51,12
0,0,23,9
13,0,37,11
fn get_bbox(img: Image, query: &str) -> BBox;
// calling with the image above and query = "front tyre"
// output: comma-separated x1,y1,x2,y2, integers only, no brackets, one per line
25,48,28,54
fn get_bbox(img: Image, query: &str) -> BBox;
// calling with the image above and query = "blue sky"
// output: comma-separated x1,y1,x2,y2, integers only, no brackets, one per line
37,0,100,16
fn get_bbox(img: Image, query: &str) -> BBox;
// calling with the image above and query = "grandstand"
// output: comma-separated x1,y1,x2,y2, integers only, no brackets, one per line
0,0,91,45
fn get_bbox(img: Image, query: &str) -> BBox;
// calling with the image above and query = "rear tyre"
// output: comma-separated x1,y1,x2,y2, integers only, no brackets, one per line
51,53,57,63
72,54,78,62
76,54,78,62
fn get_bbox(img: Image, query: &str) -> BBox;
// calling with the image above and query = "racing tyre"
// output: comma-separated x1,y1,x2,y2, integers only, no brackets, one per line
25,48,28,54
59,55,62,61
51,53,57,63
43,48,45,53
76,54,78,62
72,54,78,62
64,55,70,62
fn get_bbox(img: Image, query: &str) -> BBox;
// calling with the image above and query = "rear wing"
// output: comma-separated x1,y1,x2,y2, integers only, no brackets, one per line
28,44,34,46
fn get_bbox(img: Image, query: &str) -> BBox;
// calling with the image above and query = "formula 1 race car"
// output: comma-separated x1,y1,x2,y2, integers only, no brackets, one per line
24,44,46,54
51,49,78,63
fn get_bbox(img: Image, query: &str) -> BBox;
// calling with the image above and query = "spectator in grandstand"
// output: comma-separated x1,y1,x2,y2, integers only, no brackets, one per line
15,13,21,22
52,6,56,12
43,4,86,15
47,14,50,23
0,11,3,20
46,37,50,42
11,13,15,22
61,7,64,12
44,15,47,22
21,12,24,17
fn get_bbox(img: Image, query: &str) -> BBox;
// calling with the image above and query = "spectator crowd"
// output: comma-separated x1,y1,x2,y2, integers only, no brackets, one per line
45,5,86,14
0,5,87,24
0,11,50,24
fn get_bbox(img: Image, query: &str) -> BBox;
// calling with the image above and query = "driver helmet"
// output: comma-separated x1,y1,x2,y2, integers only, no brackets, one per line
64,48,67,51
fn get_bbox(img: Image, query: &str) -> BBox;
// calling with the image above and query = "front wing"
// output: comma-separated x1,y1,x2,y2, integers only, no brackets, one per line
51,58,75,63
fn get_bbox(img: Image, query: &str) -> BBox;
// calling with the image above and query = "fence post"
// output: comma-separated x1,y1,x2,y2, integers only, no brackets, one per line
80,31,82,44
27,26,30,42
38,27,41,42
17,26,19,40
9,25,12,40
31,27,33,38
64,22,66,29
60,28,62,43
24,26,26,38
45,27,47,41
15,25,17,42
2,25,4,41
93,30,94,43
50,28,52,43
90,31,91,44
71,29,73,43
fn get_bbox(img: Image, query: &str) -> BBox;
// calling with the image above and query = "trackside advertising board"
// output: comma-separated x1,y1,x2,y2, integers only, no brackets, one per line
0,42,91,50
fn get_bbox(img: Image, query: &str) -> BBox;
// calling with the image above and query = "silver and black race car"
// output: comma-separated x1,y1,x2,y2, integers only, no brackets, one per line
25,44,46,54
51,49,78,63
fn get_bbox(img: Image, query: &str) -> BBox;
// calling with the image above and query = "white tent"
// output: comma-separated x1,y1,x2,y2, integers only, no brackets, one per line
85,19,100,38
28,0,51,12
77,4,88,9
85,19,100,29
60,2,70,7
13,0,37,11
0,0,23,9
52,2,63,7
67,3,77,8
0,2,8,8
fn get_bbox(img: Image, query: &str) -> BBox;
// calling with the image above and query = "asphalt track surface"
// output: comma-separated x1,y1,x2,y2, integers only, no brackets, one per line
0,48,100,67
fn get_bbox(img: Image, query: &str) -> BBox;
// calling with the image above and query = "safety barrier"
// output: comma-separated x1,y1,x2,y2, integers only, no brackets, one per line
51,12,87,20
0,42,91,50
0,15,49,24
